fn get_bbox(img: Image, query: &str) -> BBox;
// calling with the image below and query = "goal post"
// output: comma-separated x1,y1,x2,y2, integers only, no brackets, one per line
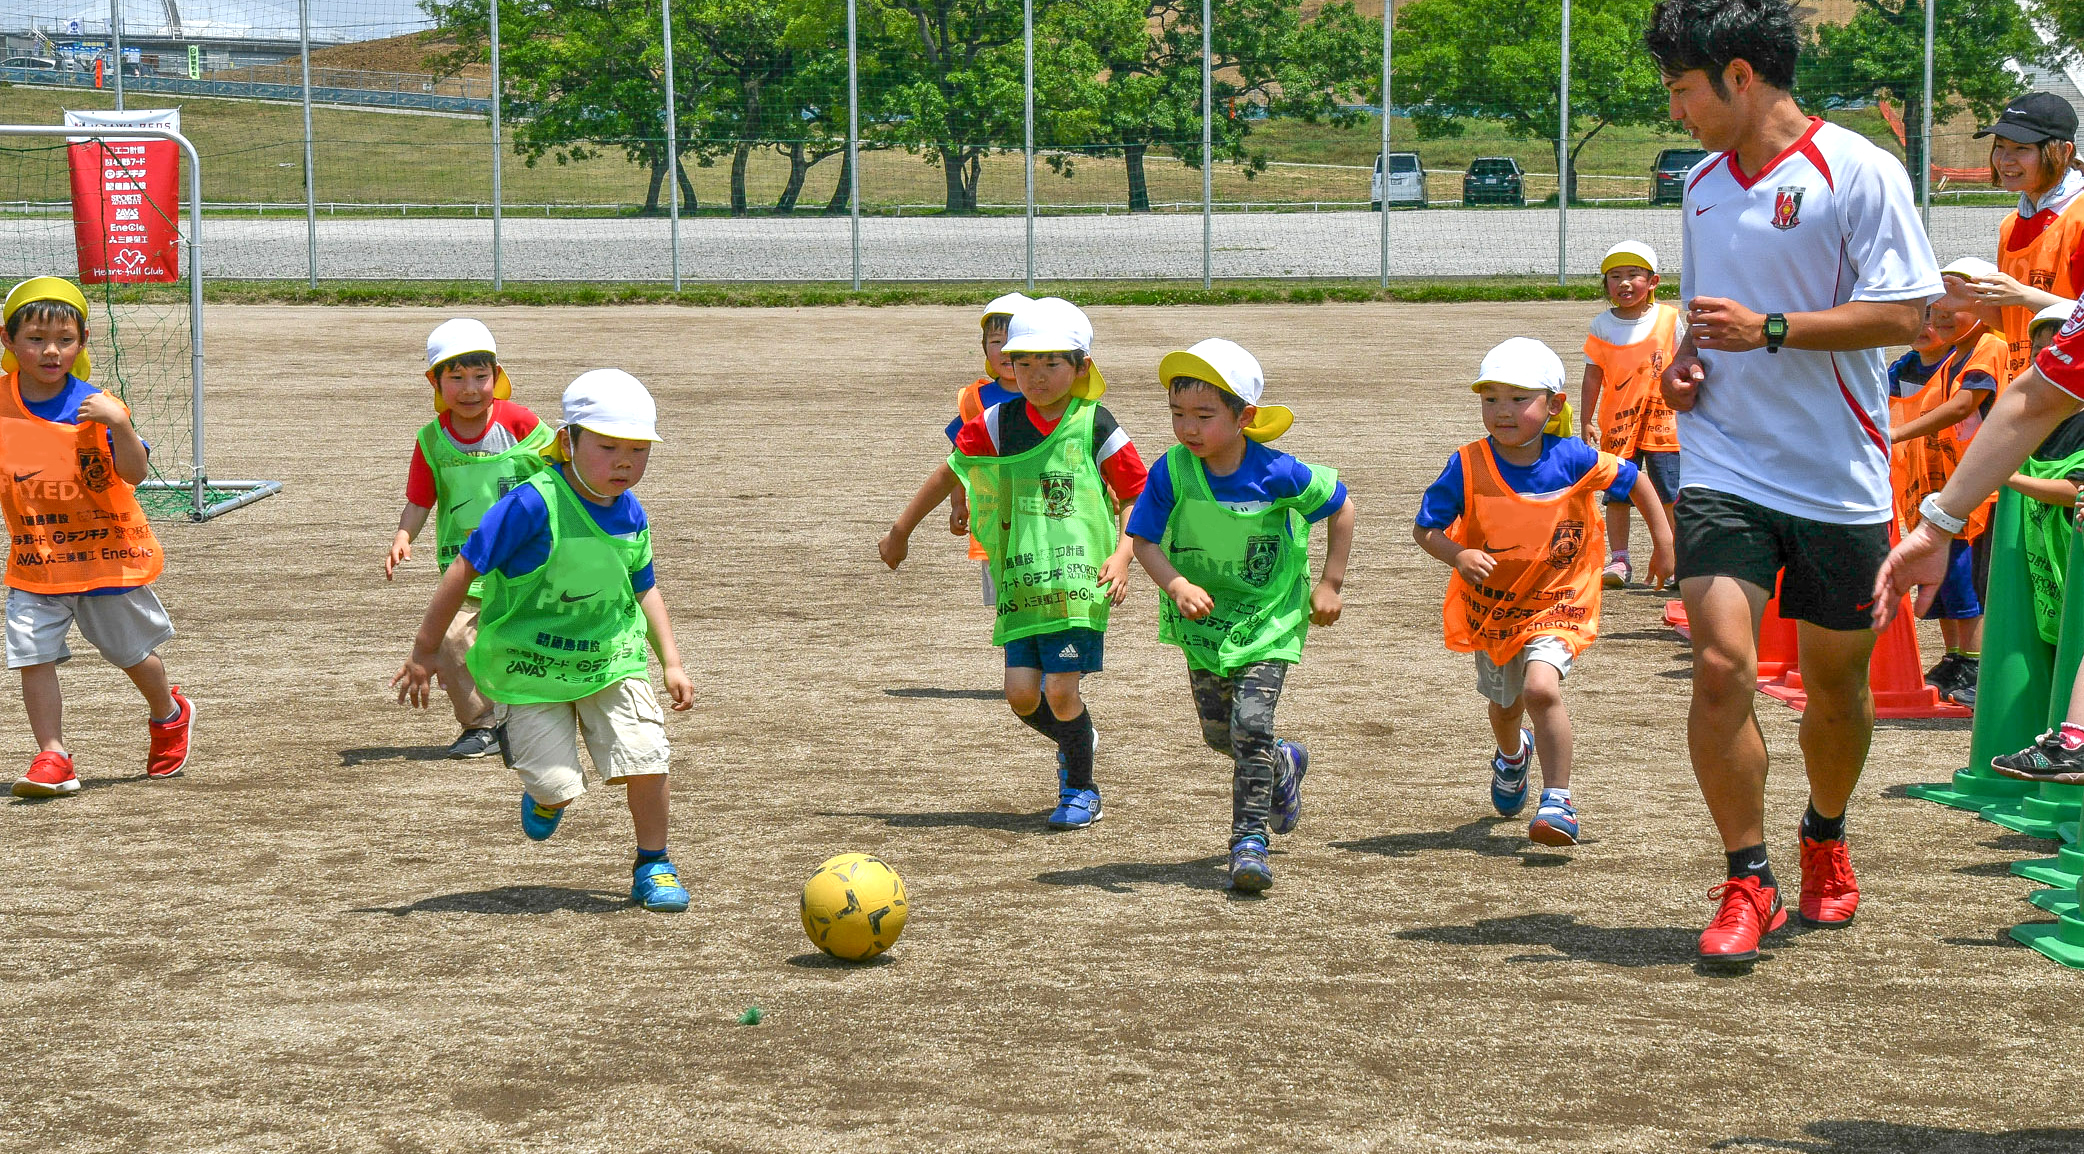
0,123,279,521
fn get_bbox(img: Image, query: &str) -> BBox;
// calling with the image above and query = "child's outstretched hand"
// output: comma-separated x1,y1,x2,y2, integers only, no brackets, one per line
1310,580,1343,626
948,490,971,536
662,664,695,711
1165,576,1215,619
1100,550,1133,606
878,526,909,570
391,653,436,708
385,532,413,580
1645,542,1676,588
1453,548,1497,585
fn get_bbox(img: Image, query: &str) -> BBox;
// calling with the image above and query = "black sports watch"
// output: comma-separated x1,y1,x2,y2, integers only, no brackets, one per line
1763,312,1789,354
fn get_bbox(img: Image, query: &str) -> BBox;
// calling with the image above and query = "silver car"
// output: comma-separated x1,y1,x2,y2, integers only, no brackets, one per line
1372,151,1427,209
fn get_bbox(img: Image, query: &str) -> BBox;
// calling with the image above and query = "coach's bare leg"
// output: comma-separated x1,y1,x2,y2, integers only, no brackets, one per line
1682,575,1771,850
119,652,176,720
20,662,65,753
1792,623,1878,822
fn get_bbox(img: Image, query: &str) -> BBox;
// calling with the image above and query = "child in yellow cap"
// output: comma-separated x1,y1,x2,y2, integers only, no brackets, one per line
1581,240,1683,589
384,318,552,759
0,276,193,796
1127,338,1354,893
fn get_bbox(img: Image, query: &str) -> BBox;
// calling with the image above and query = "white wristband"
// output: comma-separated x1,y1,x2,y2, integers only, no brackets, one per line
1918,493,1968,537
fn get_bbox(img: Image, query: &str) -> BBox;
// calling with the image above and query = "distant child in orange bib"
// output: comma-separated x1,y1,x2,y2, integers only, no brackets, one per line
1580,240,1682,590
1414,338,1672,847
0,277,192,797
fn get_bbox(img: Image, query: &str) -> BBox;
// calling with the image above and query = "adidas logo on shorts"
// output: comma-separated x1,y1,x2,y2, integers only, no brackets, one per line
1058,644,1079,661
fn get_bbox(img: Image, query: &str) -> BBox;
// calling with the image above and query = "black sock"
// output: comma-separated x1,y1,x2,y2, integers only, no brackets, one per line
1017,702,1056,739
1053,708,1096,791
1802,805,1846,844
1726,845,1778,891
635,846,668,865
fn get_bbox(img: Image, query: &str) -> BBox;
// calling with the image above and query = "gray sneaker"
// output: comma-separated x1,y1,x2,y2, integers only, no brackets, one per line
447,727,501,759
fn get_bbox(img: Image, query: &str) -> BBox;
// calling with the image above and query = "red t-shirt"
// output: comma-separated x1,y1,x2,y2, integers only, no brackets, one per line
403,399,544,508
952,399,1147,503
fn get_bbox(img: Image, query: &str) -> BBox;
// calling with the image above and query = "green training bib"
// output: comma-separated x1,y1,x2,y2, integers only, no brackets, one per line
949,399,1118,646
417,417,554,599
1154,443,1336,674
2019,450,2084,645
468,470,653,705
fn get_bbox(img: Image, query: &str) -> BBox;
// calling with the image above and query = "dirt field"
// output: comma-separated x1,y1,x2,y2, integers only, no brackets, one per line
2,302,2077,1154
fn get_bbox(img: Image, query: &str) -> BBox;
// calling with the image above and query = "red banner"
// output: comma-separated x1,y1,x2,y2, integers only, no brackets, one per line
65,110,181,284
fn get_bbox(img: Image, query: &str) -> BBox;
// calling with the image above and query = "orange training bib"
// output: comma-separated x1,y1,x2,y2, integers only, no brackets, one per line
956,377,994,561
1890,334,2004,542
1998,197,2084,378
0,372,162,594
1441,439,1618,665
1584,303,1682,458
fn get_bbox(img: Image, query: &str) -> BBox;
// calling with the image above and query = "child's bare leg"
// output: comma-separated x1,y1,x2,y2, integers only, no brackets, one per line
1605,503,1632,561
1042,671,1084,721
119,652,177,720
625,773,669,853
1521,660,1571,791
2061,662,2084,726
436,606,495,730
20,663,64,753
1487,697,1528,757
1004,666,1043,716
1957,615,1983,654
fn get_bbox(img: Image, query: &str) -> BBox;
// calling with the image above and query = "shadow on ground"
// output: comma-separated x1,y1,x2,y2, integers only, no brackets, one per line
1034,855,1231,894
352,886,628,916
339,746,449,767
882,687,1003,701
1331,819,1572,868
826,809,1053,833
1395,912,1700,968
786,951,898,970
1713,1120,2084,1152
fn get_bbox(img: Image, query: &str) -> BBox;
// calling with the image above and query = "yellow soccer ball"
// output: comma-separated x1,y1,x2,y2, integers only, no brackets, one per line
800,853,909,962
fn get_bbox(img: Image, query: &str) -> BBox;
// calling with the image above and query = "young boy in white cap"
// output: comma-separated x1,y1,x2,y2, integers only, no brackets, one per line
0,276,192,796
1413,338,1672,846
880,291,1031,602
883,297,1147,830
1581,240,1683,588
393,370,697,912
385,319,551,759
1127,338,1354,892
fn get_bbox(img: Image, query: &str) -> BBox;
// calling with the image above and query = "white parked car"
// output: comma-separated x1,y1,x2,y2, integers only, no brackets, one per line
1372,151,1427,209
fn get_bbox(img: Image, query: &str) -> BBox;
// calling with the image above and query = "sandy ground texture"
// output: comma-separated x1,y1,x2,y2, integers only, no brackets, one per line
1,302,2078,1154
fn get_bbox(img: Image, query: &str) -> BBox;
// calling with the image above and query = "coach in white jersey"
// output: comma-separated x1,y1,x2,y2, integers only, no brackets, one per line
1646,0,1940,966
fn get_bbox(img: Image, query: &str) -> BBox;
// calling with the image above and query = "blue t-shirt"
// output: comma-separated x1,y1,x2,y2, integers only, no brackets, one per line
1126,439,1347,542
458,468,657,594
1414,435,1638,529
944,379,1021,444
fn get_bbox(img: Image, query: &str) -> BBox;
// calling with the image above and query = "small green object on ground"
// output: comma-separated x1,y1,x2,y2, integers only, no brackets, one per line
737,1007,763,1026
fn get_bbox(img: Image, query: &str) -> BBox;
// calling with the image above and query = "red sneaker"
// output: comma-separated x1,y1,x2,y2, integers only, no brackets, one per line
1799,835,1860,926
147,687,193,779
12,750,79,797
1699,875,1787,962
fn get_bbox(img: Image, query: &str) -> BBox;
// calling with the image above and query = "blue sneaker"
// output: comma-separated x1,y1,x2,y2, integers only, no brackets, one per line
520,794,565,842
1490,727,1532,817
631,858,690,912
1047,786,1103,830
1229,836,1273,892
1528,788,1579,846
1269,739,1308,835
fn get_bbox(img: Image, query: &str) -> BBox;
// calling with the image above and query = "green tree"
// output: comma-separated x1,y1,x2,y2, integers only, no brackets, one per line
1798,0,2046,184
1392,0,1668,201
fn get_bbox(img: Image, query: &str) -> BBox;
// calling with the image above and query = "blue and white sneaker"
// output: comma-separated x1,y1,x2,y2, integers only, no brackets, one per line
1528,788,1579,846
1490,727,1533,817
520,793,565,842
1047,786,1103,830
1229,836,1273,892
1269,740,1309,835
631,858,690,912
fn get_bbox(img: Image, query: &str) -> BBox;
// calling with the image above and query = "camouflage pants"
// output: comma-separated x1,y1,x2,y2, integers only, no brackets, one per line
1189,661,1289,846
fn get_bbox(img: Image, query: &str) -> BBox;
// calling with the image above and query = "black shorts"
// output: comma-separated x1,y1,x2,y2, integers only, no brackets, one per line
1673,487,1891,632
1605,450,1681,506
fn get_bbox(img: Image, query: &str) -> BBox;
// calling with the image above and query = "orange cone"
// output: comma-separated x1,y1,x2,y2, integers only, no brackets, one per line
1758,593,1968,719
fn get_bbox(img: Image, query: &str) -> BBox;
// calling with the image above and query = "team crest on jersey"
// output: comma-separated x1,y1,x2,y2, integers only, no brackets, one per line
1546,519,1585,569
2061,299,2084,340
77,448,111,493
1039,470,1076,519
2033,269,2057,290
1240,534,1281,587
1771,186,1804,230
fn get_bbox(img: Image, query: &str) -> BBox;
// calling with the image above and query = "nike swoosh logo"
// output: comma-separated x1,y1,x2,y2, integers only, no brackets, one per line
1694,205,1714,215
446,499,472,516
559,591,598,603
1479,542,1521,554
12,470,39,483
1745,859,1766,871
1854,598,1876,611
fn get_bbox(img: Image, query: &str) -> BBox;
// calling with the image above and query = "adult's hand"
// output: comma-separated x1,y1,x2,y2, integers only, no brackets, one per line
1871,521,1953,629
1687,296,1768,352
1661,352,1707,412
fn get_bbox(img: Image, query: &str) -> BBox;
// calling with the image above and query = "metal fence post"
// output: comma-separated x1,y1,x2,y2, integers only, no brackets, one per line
490,0,504,290
1379,0,1391,288
300,0,317,288
110,0,124,109
1201,0,1212,290
1557,0,1569,287
1023,0,1035,292
848,0,861,291
1920,0,1934,226
662,0,681,292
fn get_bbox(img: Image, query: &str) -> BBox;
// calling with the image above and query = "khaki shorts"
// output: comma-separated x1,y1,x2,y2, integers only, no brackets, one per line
6,585,174,670
1475,635,1574,708
501,677,669,805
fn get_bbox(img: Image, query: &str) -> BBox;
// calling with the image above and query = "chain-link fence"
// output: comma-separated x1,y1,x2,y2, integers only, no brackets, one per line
0,0,2070,285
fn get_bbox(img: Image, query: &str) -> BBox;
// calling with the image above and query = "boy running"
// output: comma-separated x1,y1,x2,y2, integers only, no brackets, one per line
1581,241,1683,589
385,319,551,759
1,277,192,796
1128,339,1354,892
881,297,1146,829
1414,338,1673,846
393,370,696,913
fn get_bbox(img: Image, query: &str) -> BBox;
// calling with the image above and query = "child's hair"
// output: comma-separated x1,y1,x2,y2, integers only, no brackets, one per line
433,350,498,378
1989,138,2084,189
982,313,1013,337
1010,348,1087,371
1169,375,1247,417
5,299,85,340
1643,0,1799,94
